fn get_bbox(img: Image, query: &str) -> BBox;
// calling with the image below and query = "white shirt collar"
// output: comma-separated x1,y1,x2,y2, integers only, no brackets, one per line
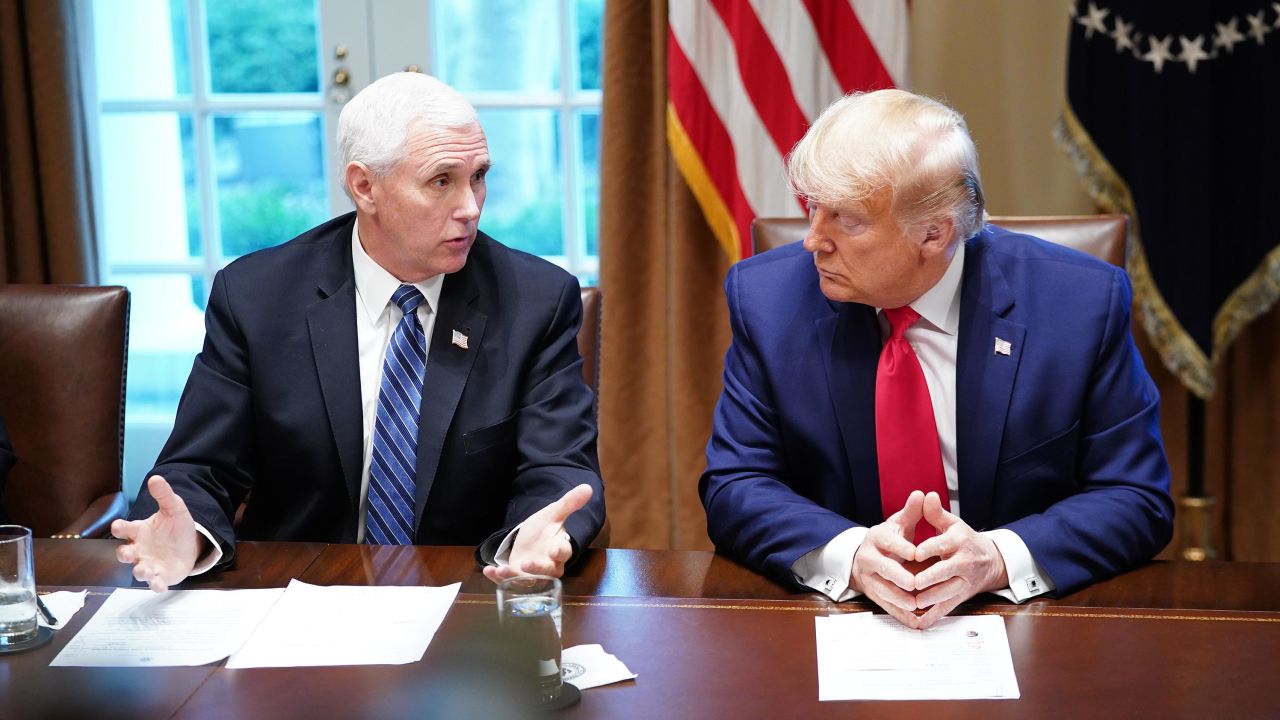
351,219,444,324
906,239,965,336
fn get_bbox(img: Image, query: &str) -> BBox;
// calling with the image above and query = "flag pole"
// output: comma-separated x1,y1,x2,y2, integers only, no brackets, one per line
1178,392,1216,560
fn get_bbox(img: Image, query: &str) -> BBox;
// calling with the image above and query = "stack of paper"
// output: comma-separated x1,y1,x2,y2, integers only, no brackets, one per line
814,612,1020,701
50,580,459,668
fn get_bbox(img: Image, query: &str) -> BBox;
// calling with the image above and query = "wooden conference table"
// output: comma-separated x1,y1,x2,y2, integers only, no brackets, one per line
4,539,1280,719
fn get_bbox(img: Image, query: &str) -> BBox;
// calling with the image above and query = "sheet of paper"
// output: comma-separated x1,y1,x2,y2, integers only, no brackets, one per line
50,588,284,667
816,612,1020,700
38,590,87,630
226,579,460,668
562,643,637,689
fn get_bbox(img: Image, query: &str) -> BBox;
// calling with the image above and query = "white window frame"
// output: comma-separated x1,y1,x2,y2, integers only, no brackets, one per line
333,0,602,280
83,0,332,291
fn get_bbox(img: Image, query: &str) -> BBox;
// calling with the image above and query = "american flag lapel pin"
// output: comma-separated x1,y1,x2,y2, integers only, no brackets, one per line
994,337,1012,356
451,329,469,350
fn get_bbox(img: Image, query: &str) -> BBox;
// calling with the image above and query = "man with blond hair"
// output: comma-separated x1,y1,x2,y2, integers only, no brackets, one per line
701,89,1172,629
115,72,604,590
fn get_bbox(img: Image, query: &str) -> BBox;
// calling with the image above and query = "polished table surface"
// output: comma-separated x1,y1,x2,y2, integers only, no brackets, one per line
6,539,1280,719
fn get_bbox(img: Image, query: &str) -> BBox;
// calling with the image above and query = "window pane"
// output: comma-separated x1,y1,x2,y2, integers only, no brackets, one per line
206,0,320,94
93,0,190,100
213,113,329,258
108,272,208,500
100,113,200,265
433,0,561,92
577,110,600,258
477,109,563,257
577,0,603,91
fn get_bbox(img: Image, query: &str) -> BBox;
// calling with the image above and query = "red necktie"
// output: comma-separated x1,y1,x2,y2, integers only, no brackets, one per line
876,306,948,542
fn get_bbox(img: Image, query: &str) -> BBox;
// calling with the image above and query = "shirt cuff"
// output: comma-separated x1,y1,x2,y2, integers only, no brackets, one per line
790,527,868,601
491,525,523,566
984,528,1055,602
188,522,223,576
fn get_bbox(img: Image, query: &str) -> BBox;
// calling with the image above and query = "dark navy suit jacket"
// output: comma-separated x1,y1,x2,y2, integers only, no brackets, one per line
700,225,1173,596
130,213,604,569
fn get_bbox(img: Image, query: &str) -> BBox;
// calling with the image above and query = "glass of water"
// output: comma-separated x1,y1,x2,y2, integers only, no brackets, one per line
496,575,563,703
0,525,37,646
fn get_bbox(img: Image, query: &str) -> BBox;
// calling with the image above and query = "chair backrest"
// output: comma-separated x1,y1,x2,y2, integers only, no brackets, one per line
579,286,602,401
750,214,1128,267
578,286,608,547
0,285,129,536
751,217,807,255
987,214,1126,268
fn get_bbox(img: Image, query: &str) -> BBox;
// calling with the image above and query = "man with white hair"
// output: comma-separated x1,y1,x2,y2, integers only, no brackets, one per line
700,89,1173,629
115,72,604,590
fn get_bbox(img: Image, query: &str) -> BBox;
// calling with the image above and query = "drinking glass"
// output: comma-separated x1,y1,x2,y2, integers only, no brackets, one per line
496,575,563,703
0,525,37,646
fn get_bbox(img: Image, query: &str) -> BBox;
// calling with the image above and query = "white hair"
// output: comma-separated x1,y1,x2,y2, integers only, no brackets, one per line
337,72,479,198
787,89,985,240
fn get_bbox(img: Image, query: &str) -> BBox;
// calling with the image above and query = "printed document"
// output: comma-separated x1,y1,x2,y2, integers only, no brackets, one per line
815,612,1020,700
226,579,459,668
50,580,460,668
50,587,284,667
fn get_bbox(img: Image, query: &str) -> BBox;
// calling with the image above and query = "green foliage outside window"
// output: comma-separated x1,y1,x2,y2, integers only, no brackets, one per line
206,0,319,94
219,182,327,257
578,0,602,90
483,200,563,257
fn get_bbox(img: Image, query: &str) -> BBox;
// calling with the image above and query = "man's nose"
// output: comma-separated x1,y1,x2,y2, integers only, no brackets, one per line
803,216,829,253
456,186,481,222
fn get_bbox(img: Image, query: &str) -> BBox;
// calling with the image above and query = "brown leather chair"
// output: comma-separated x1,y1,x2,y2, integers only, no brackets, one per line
578,287,602,404
0,285,130,538
750,214,1128,267
987,215,1126,268
577,286,610,547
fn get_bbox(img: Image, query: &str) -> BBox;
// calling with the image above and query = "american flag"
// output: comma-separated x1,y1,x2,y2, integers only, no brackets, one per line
667,0,909,262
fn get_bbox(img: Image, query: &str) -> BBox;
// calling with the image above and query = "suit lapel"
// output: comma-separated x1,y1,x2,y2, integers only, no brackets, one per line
818,302,884,528
306,219,364,517
414,260,487,531
955,233,1024,531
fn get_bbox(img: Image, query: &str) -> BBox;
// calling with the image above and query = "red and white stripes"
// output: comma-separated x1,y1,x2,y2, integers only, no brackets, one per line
668,0,908,261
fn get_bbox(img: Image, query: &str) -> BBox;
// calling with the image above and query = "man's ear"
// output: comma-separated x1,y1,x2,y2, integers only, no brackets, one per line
345,162,377,214
919,217,956,259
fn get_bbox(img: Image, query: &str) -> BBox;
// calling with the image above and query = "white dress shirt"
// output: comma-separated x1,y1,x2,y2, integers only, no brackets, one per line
791,240,1055,603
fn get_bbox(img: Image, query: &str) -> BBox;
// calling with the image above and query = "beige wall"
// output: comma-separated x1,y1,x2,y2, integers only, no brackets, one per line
911,1,1094,217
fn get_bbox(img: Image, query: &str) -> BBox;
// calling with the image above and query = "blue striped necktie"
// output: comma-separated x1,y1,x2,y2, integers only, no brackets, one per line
366,284,427,545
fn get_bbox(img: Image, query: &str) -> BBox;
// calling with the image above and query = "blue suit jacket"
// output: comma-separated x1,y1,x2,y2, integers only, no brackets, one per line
130,213,604,569
700,226,1173,596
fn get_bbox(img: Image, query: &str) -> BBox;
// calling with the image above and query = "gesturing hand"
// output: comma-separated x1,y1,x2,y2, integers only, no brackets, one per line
111,475,205,592
482,484,593,583
910,491,1007,629
849,490,927,628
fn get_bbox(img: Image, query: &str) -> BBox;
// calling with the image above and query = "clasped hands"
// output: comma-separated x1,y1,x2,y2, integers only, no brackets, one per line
850,490,1007,630
112,475,595,592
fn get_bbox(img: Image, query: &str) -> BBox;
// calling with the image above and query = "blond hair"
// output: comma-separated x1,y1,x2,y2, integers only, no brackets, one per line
787,89,985,239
